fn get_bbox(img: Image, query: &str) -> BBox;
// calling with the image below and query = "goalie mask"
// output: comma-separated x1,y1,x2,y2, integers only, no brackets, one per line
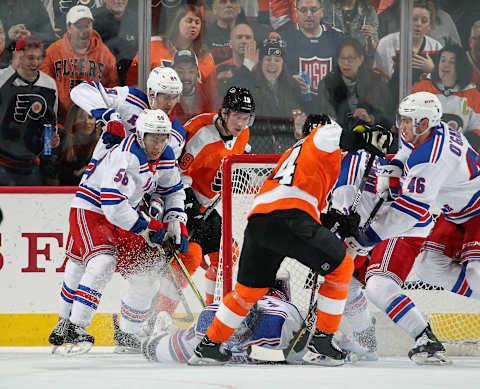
397,91,442,143
135,109,172,149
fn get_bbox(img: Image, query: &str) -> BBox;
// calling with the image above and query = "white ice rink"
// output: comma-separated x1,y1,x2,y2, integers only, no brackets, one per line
1,347,479,389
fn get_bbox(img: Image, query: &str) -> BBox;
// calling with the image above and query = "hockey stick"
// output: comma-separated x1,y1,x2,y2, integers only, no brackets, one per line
361,198,384,233
167,240,206,308
164,263,195,323
284,152,378,357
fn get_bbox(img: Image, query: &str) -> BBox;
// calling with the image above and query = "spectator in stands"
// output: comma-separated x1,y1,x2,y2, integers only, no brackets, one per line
467,20,480,88
0,20,12,69
0,0,57,49
377,0,461,46
279,0,344,107
374,0,442,111
50,0,101,38
322,0,379,63
58,104,101,186
216,62,237,95
171,50,220,124
93,0,137,86
231,33,304,154
127,4,215,88
218,23,258,71
40,5,119,125
0,35,59,186
315,37,392,130
205,0,245,64
412,44,480,136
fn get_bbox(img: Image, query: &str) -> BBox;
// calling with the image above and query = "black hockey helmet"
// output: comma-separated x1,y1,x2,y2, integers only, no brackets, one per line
222,86,255,115
302,113,331,137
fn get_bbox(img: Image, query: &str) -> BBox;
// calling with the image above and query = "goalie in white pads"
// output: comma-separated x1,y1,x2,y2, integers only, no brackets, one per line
142,271,310,364
347,91,480,363
48,109,187,355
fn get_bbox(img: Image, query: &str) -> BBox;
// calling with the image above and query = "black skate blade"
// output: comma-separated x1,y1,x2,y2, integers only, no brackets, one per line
54,341,93,356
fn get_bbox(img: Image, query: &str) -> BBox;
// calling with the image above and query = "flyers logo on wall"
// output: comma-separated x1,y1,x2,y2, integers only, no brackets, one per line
299,56,333,93
14,94,47,122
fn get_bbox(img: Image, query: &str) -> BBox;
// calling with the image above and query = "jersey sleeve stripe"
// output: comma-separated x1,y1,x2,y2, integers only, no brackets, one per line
444,189,480,222
156,182,183,195
429,131,443,163
75,185,101,207
126,96,148,110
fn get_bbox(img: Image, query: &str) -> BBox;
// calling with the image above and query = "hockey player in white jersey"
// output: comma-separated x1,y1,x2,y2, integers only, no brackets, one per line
48,109,187,355
142,281,309,364
70,66,186,159
329,148,452,364
346,91,480,360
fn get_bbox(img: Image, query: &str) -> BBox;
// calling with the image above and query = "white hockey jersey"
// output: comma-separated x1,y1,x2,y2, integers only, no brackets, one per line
70,134,184,232
332,151,434,238
70,81,186,159
151,295,304,364
364,123,480,243
374,32,442,81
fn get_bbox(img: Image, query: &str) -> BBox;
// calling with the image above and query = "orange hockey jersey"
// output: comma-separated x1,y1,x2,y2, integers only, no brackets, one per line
249,122,343,223
179,112,250,207
40,30,119,124
126,37,216,87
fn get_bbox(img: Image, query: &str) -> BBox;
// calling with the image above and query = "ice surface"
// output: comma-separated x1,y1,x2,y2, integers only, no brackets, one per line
1,347,479,389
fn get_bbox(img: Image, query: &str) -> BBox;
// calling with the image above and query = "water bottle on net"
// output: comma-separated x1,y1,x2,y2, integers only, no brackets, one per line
43,124,53,156
299,71,312,102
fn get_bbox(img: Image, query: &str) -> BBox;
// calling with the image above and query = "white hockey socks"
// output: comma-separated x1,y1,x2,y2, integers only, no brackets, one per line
59,259,85,319
344,278,372,332
69,254,116,327
366,275,427,339
120,271,161,333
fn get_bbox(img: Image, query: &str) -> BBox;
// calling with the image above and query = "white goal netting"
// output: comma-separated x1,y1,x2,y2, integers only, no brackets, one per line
216,154,480,357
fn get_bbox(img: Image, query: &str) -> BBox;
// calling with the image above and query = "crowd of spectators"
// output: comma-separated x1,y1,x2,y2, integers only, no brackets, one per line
0,0,479,186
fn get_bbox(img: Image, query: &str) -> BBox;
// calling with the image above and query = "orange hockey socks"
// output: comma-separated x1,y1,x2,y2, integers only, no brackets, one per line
315,253,354,334
206,282,268,343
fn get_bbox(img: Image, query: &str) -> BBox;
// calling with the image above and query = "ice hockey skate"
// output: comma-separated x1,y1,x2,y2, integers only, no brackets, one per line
302,329,349,366
48,317,70,353
188,335,232,365
112,314,142,354
408,325,451,365
56,322,95,356
352,318,378,361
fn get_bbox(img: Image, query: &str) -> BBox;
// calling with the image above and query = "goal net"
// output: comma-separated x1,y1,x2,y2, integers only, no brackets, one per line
216,154,480,357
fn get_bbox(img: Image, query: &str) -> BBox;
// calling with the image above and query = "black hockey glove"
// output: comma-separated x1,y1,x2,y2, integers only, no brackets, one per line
185,187,203,233
211,168,222,192
340,116,391,157
320,209,361,239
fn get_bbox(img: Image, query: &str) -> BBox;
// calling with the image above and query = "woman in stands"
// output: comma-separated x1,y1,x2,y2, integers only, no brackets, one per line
230,33,305,154
126,4,215,88
58,105,101,186
314,37,392,131
412,44,480,137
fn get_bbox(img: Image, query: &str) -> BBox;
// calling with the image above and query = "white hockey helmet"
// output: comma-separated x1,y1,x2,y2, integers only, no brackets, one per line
398,91,442,130
147,67,183,99
135,109,172,148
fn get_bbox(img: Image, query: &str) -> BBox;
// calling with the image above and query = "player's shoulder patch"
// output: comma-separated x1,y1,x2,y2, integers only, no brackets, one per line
160,144,175,161
171,117,187,139
126,87,149,109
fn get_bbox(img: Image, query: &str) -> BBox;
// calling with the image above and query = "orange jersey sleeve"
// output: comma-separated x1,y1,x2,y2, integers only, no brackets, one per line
179,113,250,206
249,123,343,223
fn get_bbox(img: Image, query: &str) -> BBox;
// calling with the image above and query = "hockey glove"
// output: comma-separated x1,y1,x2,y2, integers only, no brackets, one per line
376,159,403,201
132,211,167,247
164,211,189,253
344,233,376,258
320,209,361,239
340,118,391,157
211,167,222,192
149,195,165,220
185,187,203,232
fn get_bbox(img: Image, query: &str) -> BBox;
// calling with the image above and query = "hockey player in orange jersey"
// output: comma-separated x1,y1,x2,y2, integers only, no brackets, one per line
154,86,254,316
188,115,389,366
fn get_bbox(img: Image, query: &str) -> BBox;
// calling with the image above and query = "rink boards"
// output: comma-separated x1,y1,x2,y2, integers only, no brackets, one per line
0,190,201,346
